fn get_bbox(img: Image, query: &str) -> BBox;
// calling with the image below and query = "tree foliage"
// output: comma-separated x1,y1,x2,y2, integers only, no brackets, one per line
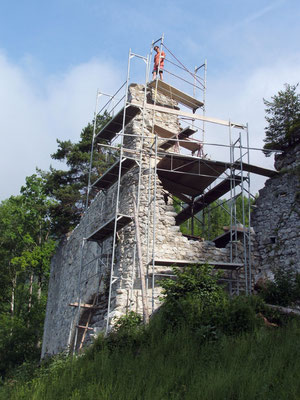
0,176,56,378
0,112,116,378
174,196,253,240
263,83,300,155
41,112,114,236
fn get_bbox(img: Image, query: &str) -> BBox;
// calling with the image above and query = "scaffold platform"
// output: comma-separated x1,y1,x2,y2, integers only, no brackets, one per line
157,155,228,201
175,175,243,225
148,80,204,111
154,124,198,151
92,158,137,190
87,215,132,242
213,226,249,248
95,104,140,142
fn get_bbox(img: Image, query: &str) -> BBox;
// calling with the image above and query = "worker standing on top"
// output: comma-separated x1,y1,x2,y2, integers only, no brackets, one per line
152,45,165,81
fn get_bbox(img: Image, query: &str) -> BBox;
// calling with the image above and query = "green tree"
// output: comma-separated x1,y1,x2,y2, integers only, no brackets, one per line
176,196,253,241
263,83,300,155
41,113,114,236
0,176,56,378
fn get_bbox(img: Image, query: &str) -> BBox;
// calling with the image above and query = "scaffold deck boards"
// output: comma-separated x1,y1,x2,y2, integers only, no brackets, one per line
155,124,196,139
95,104,140,142
92,158,137,190
148,80,204,110
154,125,198,151
178,139,202,152
213,229,247,248
87,215,132,242
157,155,228,199
175,175,243,225
150,259,244,270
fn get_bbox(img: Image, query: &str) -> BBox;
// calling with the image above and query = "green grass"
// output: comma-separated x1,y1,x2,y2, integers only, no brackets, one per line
2,318,300,400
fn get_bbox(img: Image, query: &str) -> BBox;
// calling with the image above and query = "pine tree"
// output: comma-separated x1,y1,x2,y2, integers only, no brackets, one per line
40,113,115,236
263,84,300,155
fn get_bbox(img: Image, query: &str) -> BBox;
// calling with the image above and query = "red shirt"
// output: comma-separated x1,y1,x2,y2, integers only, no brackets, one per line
154,50,165,69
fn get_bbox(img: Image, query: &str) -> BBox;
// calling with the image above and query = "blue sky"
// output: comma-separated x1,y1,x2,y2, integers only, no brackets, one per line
0,0,299,199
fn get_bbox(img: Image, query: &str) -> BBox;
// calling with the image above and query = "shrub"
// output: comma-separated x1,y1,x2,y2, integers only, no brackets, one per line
260,268,300,306
222,296,263,335
106,311,145,351
160,264,225,305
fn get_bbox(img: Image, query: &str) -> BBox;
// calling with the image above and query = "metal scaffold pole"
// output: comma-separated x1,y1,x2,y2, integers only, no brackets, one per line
105,48,132,334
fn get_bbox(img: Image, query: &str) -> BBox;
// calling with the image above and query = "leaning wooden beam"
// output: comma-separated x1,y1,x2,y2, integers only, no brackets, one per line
77,325,94,331
266,304,300,316
69,302,101,309
131,101,246,129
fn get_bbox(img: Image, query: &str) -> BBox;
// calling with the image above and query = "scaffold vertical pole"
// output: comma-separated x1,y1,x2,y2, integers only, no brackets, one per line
105,49,132,334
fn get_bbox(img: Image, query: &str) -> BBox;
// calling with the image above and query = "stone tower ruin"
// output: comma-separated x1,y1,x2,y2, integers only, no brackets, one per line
41,43,278,358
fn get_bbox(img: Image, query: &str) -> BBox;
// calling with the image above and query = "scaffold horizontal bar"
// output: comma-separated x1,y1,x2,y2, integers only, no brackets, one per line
150,259,244,270
132,101,246,129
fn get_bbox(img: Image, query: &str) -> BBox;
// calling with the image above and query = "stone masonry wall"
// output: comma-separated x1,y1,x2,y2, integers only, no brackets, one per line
42,83,255,358
252,143,300,280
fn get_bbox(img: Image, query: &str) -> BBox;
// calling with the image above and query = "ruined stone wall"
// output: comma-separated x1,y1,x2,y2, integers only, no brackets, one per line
42,84,254,358
252,143,300,280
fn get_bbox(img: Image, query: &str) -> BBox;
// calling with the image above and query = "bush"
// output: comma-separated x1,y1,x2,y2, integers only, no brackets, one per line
155,264,227,335
154,264,269,340
160,264,225,305
106,311,145,351
260,268,300,306
222,295,264,335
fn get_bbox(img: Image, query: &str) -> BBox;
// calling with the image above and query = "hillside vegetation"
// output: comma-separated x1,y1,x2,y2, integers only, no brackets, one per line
1,265,300,400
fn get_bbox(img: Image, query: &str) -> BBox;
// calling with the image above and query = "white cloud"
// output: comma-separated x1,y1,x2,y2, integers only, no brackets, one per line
0,52,122,200
204,52,300,194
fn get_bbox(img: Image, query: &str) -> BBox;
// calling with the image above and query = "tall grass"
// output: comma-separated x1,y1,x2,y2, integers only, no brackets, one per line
2,318,300,400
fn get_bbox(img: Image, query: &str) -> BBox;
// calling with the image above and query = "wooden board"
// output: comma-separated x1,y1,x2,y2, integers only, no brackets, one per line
69,302,101,309
233,161,277,178
155,125,198,151
131,100,246,129
179,139,201,152
149,80,204,110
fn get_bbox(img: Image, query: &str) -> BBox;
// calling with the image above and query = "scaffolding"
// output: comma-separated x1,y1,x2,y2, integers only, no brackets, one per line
68,36,276,351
